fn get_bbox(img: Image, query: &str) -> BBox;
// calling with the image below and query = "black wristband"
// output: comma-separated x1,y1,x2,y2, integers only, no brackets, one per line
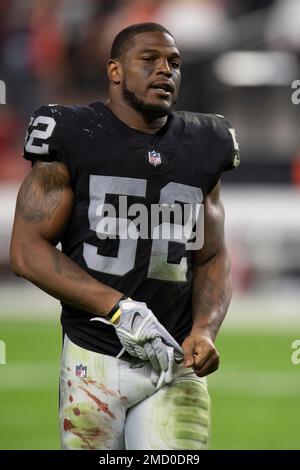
106,294,128,320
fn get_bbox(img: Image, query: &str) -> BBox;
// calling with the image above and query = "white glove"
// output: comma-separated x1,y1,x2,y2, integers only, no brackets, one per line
147,326,184,388
90,299,184,388
115,300,168,363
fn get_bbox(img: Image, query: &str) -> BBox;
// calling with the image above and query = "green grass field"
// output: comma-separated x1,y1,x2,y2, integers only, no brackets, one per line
0,319,299,449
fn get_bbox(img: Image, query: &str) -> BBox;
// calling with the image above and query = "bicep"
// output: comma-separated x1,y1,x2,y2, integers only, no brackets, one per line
192,181,226,266
12,161,74,245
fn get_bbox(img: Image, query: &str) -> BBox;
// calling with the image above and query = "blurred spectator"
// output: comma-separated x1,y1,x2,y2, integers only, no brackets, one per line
265,0,300,52
0,106,26,182
99,0,165,61
292,156,300,188
29,0,66,99
1,0,39,115
155,0,235,52
229,0,275,17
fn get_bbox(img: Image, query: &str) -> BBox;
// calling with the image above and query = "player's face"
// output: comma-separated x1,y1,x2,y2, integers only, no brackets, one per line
121,32,181,119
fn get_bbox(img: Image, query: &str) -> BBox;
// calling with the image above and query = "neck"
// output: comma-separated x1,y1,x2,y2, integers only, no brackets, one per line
106,97,168,134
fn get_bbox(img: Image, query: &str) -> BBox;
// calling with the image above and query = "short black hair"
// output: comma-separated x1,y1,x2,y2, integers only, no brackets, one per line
110,22,174,60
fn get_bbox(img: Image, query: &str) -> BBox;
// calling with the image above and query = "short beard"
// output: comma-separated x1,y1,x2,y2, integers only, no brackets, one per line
122,83,174,121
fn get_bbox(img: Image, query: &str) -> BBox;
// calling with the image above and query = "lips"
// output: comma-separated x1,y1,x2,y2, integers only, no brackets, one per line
150,81,174,94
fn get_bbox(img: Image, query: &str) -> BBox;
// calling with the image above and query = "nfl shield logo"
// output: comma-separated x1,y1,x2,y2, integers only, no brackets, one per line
148,150,161,167
75,364,87,378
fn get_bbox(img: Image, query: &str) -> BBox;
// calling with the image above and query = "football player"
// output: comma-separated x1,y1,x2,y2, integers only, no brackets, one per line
10,23,239,450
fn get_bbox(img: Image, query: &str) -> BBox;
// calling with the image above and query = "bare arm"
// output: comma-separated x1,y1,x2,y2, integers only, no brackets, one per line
182,181,232,376
10,161,123,316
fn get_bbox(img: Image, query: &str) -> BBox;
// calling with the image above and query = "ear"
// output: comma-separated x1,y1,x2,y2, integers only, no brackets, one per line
107,59,122,84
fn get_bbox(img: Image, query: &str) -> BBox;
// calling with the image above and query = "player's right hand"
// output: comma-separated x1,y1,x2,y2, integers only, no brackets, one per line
114,299,183,387
90,299,183,388
114,299,167,361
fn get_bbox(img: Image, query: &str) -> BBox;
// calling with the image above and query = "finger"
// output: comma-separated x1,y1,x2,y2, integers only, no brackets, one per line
164,346,175,384
182,338,197,368
194,361,219,377
193,355,220,377
156,370,166,389
144,342,160,372
122,344,137,357
193,349,219,372
150,368,159,386
156,347,175,388
202,362,219,377
174,352,184,364
132,344,148,361
116,346,126,359
117,334,139,357
151,336,169,371
155,322,183,356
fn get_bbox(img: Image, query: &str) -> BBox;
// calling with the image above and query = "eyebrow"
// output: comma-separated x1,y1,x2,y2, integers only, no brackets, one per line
138,48,182,61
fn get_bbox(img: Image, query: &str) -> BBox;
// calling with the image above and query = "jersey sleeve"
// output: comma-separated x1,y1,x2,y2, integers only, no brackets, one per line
212,114,240,171
23,105,68,164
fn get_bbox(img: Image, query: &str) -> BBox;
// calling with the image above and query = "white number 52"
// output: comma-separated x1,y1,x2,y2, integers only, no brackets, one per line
25,116,56,154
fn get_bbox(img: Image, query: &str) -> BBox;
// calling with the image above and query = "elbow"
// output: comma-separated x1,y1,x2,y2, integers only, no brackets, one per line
10,244,28,278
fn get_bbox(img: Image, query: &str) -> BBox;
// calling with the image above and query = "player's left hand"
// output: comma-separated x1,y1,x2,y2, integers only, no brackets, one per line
181,332,220,377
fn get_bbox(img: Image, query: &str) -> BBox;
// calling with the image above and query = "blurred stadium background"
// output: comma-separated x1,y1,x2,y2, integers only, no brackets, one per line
1,0,300,450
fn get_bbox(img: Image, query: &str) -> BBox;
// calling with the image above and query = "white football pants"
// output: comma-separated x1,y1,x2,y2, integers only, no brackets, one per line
60,335,211,450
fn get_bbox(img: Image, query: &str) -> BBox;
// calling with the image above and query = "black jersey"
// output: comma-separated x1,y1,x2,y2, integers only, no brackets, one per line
23,102,239,356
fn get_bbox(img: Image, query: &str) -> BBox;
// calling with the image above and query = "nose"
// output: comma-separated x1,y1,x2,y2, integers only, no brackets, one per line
156,58,172,77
